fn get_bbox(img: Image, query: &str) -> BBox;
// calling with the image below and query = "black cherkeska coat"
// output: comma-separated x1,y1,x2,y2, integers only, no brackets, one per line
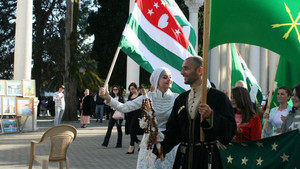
161,87,237,169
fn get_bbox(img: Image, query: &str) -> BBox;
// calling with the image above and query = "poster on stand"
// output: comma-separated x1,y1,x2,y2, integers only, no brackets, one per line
16,98,33,116
22,80,35,97
2,119,19,133
2,96,16,115
6,80,22,96
0,121,3,134
0,96,2,115
0,80,5,95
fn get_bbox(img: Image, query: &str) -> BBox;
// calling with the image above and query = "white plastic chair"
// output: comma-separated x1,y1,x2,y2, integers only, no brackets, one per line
29,124,77,169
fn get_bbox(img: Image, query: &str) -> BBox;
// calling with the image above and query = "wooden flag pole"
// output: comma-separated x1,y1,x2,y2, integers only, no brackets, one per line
200,0,211,142
227,43,232,99
263,53,280,130
104,47,121,88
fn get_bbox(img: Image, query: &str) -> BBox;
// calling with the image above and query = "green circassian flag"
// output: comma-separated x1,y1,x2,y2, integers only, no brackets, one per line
231,43,263,105
269,56,300,109
210,0,300,65
119,0,197,93
220,130,300,168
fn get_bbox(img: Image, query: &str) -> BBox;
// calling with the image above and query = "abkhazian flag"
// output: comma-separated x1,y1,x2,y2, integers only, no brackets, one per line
231,43,263,105
220,130,300,169
119,0,197,93
210,0,300,65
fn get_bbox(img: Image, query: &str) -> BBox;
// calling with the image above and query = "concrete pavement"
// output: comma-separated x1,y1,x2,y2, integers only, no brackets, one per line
0,117,140,169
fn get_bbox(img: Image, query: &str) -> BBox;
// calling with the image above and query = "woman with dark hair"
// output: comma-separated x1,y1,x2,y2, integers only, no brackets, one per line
281,84,300,133
231,87,262,142
102,85,124,148
124,82,143,154
263,86,292,137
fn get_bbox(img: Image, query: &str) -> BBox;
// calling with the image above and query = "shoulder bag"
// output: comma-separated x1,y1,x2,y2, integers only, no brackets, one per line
112,110,124,120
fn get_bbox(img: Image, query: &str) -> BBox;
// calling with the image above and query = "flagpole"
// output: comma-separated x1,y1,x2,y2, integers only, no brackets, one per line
263,53,280,130
104,47,121,88
200,0,211,143
227,43,231,99
249,83,260,107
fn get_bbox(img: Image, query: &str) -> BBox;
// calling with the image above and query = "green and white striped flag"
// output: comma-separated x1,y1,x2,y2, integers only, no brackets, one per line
231,43,263,104
119,0,197,93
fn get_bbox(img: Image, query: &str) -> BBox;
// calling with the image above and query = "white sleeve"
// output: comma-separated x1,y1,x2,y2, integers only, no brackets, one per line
53,93,60,101
262,107,276,138
105,95,143,113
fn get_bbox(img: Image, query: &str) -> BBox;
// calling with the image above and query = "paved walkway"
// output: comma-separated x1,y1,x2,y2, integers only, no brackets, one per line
0,117,140,169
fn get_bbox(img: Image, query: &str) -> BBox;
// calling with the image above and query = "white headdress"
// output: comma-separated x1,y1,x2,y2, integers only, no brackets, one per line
149,67,170,91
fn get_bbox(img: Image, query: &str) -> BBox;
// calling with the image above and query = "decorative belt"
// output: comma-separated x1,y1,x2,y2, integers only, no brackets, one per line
179,141,217,169
180,141,217,154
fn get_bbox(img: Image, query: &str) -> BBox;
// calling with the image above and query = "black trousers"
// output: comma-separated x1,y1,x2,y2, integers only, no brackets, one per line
102,118,123,147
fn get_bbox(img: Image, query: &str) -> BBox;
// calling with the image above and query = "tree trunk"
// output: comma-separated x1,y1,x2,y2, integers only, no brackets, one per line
32,1,56,97
63,0,79,121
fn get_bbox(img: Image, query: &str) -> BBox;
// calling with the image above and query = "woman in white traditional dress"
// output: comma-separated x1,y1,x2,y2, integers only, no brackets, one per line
100,67,179,169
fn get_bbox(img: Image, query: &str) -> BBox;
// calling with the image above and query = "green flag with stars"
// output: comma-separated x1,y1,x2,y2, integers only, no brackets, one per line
220,130,300,168
210,0,300,65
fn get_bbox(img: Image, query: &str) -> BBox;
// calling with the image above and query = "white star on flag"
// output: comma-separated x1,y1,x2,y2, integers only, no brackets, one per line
161,0,166,6
272,142,278,151
175,29,181,35
256,157,263,166
147,9,154,16
241,157,248,165
154,2,159,9
256,141,263,147
280,153,289,162
227,155,233,164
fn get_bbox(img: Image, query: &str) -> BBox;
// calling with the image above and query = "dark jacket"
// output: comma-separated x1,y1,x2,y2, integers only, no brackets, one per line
82,95,93,116
162,88,237,169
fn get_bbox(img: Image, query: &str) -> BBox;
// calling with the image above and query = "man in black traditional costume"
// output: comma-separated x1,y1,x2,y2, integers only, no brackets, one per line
159,56,236,169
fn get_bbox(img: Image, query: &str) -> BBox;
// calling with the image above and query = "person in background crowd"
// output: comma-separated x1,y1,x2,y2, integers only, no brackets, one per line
80,89,93,128
124,82,143,154
231,87,261,142
102,85,124,148
94,90,105,123
281,84,300,133
53,85,65,126
47,97,55,116
235,80,258,113
40,97,49,116
235,80,247,88
263,86,292,137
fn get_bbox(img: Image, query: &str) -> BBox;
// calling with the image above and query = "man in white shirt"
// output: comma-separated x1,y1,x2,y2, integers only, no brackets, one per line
53,85,65,126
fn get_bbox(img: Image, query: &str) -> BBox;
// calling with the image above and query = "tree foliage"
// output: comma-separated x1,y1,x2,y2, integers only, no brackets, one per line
0,1,16,79
87,0,130,89
0,0,103,120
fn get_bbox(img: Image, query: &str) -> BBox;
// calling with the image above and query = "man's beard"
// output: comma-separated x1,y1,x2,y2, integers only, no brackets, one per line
184,71,198,85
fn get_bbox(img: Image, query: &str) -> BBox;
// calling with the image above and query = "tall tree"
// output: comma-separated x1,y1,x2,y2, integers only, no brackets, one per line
32,0,61,96
0,1,17,79
63,0,103,121
87,0,129,88
63,0,80,121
